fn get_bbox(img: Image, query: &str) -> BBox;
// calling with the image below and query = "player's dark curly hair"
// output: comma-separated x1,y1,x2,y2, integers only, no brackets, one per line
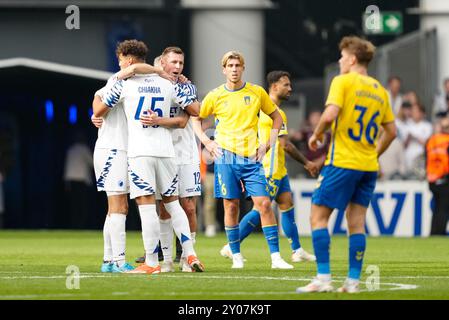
116,39,148,62
339,36,375,67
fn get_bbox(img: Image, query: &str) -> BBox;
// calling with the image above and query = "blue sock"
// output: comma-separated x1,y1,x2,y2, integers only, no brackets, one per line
348,233,366,280
239,209,261,243
280,207,301,251
312,228,331,275
225,225,240,254
262,225,280,254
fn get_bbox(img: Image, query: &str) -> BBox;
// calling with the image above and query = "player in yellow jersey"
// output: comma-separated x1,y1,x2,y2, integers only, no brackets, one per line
193,51,293,269
297,36,397,293
220,70,319,263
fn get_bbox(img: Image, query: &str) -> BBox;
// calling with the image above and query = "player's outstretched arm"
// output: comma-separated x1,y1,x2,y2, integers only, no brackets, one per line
141,109,190,128
309,104,340,151
192,116,222,159
377,121,397,157
116,63,175,82
94,79,124,117
279,136,319,177
184,101,200,117
92,94,109,118
257,109,283,161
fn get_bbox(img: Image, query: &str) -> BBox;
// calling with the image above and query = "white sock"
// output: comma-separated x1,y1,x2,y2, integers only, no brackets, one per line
160,218,173,263
138,204,160,267
180,232,197,259
103,215,112,262
109,213,127,267
163,201,196,257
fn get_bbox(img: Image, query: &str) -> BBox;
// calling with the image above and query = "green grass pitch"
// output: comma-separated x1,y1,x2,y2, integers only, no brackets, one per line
0,230,448,300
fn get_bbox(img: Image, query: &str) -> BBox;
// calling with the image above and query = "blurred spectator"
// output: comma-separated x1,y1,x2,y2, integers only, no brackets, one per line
395,100,412,142
379,135,406,180
402,91,420,106
387,76,403,115
425,117,449,235
290,110,330,167
63,131,93,229
432,78,449,118
403,104,433,178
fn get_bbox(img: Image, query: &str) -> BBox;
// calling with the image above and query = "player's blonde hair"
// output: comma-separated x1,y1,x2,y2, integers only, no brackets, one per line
339,36,376,67
153,55,162,67
221,51,245,67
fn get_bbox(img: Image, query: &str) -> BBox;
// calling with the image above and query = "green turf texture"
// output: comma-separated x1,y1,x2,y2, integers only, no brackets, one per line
0,230,448,300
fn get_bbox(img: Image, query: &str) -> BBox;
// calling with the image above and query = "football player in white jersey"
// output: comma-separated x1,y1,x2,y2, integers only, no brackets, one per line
94,43,204,274
117,47,202,273
92,40,174,273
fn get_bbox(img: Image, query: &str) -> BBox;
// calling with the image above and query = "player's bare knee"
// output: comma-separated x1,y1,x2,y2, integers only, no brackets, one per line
159,203,171,219
183,204,196,220
108,196,128,214
255,199,271,213
310,212,327,229
225,202,239,215
346,217,364,234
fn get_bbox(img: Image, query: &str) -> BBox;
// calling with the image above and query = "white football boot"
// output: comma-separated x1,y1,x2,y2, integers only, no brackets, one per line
271,257,294,269
231,253,244,269
296,277,334,293
292,248,316,262
337,278,360,293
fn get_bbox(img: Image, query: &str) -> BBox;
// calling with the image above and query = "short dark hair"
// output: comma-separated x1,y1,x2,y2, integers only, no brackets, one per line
162,46,184,57
116,39,148,62
388,75,402,84
266,70,291,88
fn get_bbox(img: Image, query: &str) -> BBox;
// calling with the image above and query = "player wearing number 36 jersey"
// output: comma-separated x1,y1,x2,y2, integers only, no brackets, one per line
297,36,396,294
322,72,394,172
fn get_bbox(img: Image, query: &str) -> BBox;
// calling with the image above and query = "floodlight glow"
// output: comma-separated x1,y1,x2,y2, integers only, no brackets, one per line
69,105,77,124
45,100,54,123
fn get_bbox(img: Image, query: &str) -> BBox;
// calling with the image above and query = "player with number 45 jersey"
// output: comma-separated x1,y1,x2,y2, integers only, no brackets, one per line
96,68,205,274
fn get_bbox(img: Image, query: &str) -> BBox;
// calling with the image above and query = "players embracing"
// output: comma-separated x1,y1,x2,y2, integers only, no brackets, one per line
92,40,204,274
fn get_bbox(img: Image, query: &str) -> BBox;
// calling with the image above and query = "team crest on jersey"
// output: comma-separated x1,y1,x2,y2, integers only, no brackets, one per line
244,96,251,105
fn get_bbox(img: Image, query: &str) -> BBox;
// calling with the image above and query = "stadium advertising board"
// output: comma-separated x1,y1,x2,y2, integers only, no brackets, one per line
290,180,432,237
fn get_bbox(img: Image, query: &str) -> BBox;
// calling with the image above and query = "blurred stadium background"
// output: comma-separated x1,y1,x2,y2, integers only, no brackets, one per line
0,0,447,238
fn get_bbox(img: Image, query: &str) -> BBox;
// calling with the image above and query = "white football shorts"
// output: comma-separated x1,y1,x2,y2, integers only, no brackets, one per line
94,148,129,194
155,163,202,200
128,156,179,200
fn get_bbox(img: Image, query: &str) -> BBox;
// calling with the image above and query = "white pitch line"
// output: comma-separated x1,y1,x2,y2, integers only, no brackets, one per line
0,293,92,299
0,274,419,293
1,272,445,280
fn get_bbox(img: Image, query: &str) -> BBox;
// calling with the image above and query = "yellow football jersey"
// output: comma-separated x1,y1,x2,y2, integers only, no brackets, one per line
200,82,277,157
324,72,395,171
259,108,288,179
